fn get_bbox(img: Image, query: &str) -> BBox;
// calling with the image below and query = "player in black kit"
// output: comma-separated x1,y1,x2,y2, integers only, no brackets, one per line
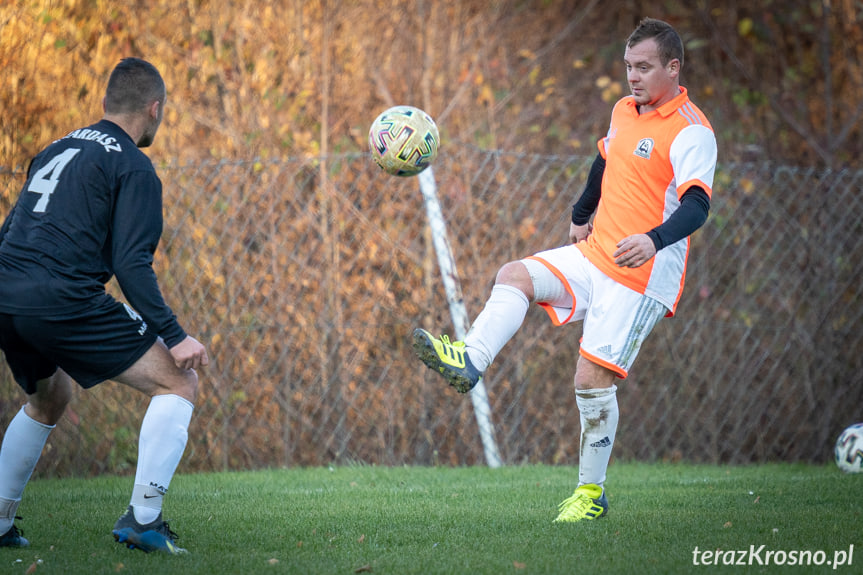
0,58,208,554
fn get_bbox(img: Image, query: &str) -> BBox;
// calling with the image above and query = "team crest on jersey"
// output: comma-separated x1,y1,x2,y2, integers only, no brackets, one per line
634,138,655,159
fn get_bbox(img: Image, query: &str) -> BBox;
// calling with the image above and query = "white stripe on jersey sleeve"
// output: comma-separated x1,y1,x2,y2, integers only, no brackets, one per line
669,123,717,195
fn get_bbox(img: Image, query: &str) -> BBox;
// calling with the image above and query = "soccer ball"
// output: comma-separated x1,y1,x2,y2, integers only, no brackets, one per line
834,423,863,473
368,105,440,177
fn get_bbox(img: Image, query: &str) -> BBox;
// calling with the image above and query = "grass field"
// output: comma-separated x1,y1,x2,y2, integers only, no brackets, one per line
4,463,860,574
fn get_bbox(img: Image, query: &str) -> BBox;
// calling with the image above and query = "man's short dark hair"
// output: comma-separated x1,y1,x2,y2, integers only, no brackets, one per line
104,57,165,114
627,18,684,68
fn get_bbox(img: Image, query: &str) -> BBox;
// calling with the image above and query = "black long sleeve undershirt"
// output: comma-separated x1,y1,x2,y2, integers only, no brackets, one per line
571,154,605,225
571,152,710,250
644,187,710,250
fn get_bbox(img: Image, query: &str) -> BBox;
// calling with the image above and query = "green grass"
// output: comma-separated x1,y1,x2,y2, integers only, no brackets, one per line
5,463,861,574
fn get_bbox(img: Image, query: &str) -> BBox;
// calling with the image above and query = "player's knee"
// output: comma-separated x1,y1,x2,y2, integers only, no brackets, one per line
495,261,533,299
574,355,618,391
170,368,198,403
26,398,68,426
154,363,198,403
27,371,73,425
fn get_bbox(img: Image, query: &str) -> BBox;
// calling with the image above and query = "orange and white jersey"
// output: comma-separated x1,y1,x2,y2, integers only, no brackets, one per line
576,86,717,314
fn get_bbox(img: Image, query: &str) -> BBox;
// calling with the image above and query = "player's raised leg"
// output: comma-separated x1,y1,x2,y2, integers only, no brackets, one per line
412,261,532,392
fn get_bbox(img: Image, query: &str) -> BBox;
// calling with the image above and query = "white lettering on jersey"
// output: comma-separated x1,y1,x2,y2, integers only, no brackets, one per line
65,128,123,153
27,148,81,212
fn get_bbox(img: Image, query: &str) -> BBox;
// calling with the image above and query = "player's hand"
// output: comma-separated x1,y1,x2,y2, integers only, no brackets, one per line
170,336,209,371
570,222,592,244
613,234,656,268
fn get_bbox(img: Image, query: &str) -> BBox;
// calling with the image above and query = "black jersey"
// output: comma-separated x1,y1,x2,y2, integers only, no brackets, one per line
0,119,186,348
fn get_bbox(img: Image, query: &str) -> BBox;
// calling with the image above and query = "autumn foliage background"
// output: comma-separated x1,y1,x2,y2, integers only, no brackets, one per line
5,0,863,168
1,0,862,475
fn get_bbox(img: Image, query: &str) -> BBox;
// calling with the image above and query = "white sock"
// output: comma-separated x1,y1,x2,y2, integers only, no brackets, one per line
0,407,54,533
576,385,619,488
464,284,530,372
130,394,193,524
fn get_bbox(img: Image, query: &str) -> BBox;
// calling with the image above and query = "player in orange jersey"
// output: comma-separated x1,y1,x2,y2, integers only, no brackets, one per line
413,17,717,522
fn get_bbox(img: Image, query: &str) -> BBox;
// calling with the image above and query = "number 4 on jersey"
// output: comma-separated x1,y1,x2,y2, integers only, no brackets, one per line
27,148,81,212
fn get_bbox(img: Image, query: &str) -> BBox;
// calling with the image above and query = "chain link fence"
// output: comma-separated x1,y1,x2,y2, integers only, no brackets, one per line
1,145,861,477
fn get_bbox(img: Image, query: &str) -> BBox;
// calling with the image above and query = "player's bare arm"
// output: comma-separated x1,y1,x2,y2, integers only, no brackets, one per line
613,234,657,268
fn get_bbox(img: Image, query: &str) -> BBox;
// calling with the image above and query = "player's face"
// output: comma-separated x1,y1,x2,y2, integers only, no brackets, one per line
624,38,679,113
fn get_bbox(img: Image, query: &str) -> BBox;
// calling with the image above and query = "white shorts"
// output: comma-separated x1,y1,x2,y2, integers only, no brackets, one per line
523,244,668,378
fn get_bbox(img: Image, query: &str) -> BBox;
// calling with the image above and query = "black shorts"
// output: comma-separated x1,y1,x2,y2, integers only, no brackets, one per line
0,296,158,394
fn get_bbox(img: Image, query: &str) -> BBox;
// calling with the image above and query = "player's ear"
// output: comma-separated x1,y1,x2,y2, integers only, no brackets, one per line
667,58,681,78
148,99,161,120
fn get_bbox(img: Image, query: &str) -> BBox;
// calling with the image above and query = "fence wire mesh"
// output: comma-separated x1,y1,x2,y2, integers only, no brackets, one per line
1,145,861,477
